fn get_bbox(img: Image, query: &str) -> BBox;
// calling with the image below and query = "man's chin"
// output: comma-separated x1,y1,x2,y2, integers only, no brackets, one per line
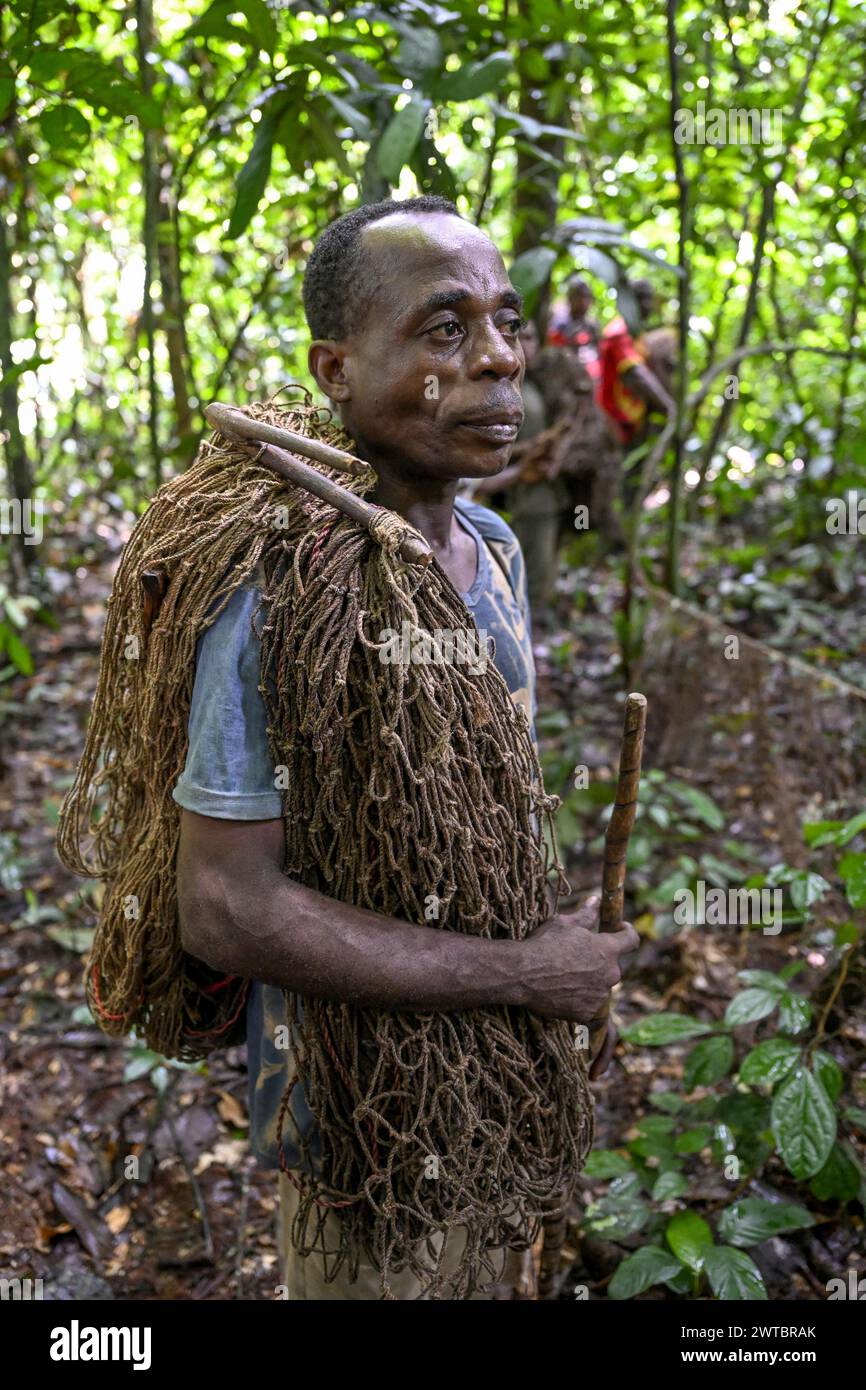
453,443,515,479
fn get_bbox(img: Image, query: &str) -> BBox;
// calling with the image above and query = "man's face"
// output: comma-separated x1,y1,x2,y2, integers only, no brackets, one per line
569,287,592,318
313,212,525,481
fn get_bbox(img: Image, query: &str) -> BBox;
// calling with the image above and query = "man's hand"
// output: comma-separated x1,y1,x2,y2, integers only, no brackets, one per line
522,898,638,1025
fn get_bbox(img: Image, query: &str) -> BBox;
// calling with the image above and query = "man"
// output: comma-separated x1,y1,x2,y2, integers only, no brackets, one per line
597,278,674,447
547,275,601,385
173,196,637,1299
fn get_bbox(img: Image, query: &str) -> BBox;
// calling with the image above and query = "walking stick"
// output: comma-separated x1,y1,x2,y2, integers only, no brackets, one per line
537,692,647,1300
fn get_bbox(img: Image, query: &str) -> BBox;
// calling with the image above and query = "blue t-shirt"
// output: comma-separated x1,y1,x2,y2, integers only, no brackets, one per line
172,498,536,1169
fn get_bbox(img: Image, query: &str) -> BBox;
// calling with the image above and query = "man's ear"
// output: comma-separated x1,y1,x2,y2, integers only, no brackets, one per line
308,341,352,403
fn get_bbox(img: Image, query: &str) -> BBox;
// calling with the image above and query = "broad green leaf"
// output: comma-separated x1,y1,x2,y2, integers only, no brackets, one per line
584,1187,651,1240
394,28,442,78
652,1170,688,1201
609,1245,684,1299
704,1246,767,1300
839,852,866,909
376,96,428,184
684,1035,734,1090
736,969,786,993
809,1142,861,1202
772,1068,836,1179
226,102,281,239
435,50,512,101
673,784,725,829
674,1125,714,1154
724,988,779,1027
665,1211,713,1271
844,1107,866,1131
778,992,812,1035
188,0,277,55
740,1038,800,1087
583,1150,633,1178
39,103,90,151
812,1050,843,1102
321,91,373,142
718,1198,814,1247
621,1014,713,1045
789,871,831,910
510,245,558,294
5,630,34,674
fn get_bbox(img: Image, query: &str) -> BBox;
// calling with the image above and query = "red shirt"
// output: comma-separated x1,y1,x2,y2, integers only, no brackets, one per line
597,315,647,444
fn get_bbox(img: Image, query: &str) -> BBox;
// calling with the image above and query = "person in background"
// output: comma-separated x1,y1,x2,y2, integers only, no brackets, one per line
547,275,601,385
472,320,571,622
597,278,674,448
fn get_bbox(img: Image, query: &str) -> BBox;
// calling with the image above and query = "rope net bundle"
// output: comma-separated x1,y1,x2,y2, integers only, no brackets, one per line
57,387,595,1299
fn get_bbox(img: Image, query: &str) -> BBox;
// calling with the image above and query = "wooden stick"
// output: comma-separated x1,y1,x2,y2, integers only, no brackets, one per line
204,405,433,568
599,692,648,933
536,692,647,1301
205,402,371,476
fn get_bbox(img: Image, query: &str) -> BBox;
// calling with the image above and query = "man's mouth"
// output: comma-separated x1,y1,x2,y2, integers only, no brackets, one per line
456,412,523,443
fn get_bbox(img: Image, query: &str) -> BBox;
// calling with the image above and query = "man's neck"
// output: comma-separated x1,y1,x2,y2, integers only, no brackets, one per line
369,470,460,551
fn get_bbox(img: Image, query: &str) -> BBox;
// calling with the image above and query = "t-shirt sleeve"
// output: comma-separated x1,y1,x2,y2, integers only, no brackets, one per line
171,584,283,821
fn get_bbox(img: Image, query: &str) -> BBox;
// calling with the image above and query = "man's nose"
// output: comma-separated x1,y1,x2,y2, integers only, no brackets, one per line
467,320,522,378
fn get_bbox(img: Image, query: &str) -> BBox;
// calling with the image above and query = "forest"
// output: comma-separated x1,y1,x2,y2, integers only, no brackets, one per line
0,0,864,1315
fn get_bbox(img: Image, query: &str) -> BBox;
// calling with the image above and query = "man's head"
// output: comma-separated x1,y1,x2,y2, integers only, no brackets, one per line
630,278,658,323
301,197,525,482
566,276,593,319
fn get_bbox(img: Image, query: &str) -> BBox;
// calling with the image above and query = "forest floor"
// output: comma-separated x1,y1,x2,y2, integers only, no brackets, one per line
1,510,864,1300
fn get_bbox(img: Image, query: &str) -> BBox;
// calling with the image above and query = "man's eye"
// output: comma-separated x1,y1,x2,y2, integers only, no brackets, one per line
428,319,463,338
498,316,523,334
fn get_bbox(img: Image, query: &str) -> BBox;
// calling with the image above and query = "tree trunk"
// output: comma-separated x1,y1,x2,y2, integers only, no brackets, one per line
0,87,34,572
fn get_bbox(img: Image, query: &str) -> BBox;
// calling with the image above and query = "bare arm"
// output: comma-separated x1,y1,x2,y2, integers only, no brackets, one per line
176,810,637,1024
622,363,675,417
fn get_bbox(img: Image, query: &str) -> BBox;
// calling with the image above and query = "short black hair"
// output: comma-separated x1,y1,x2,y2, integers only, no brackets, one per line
302,195,460,341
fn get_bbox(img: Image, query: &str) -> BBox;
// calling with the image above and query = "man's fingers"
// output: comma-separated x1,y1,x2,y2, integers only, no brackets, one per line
602,920,639,957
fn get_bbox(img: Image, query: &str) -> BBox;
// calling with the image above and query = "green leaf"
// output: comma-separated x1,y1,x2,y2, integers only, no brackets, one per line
321,91,373,142
583,1150,633,1178
394,28,442,78
435,50,512,101
772,1068,837,1180
809,1142,861,1202
621,1014,714,1045
188,0,277,55
226,103,281,239
704,1246,768,1300
5,630,34,674
789,871,831,910
778,992,812,1035
736,969,786,993
375,96,428,185
836,811,866,845
673,784,725,829
509,245,558,295
38,103,90,151
609,1245,684,1299
0,75,15,120
718,1198,814,1247
725,988,779,1027
665,1210,713,1272
740,1039,801,1087
652,1170,688,1201
839,852,866,909
683,1035,734,1091
812,1050,843,1102
674,1125,714,1154
584,1185,651,1240
844,1107,866,1132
